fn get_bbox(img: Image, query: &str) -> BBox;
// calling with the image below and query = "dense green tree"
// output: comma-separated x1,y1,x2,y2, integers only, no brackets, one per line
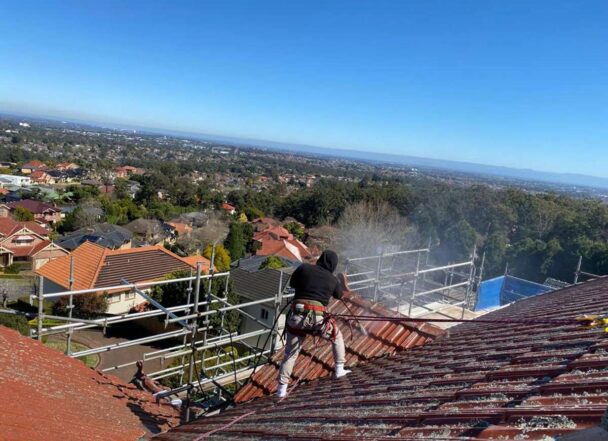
284,221,305,240
224,222,246,261
13,206,34,221
54,293,109,318
260,256,287,270
203,244,231,271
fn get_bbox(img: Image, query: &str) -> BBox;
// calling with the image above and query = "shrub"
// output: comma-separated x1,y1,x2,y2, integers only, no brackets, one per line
0,312,29,335
260,256,287,270
4,264,20,274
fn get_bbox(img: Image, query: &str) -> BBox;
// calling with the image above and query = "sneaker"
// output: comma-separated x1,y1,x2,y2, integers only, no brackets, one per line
335,363,351,379
276,383,288,398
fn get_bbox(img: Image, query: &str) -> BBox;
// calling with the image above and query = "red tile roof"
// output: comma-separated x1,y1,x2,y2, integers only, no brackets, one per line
155,277,608,440
256,238,312,262
0,217,50,237
7,199,60,214
0,326,180,441
253,225,292,241
182,255,213,273
254,225,313,262
166,221,192,236
9,239,64,258
22,160,46,168
234,292,444,404
36,242,197,291
29,169,50,180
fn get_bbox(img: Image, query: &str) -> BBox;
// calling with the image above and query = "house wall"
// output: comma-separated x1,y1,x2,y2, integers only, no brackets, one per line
118,240,133,250
0,175,31,186
33,247,69,270
39,211,63,224
0,253,13,268
104,291,147,315
2,234,46,251
240,303,286,350
40,278,147,315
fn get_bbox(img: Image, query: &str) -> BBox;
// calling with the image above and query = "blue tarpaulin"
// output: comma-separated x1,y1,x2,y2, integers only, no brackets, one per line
475,275,553,311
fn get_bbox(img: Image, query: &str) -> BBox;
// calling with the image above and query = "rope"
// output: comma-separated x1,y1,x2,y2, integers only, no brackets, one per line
188,301,601,439
193,410,258,440
194,336,324,439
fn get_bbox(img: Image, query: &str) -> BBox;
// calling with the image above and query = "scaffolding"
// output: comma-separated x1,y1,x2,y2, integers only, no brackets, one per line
29,255,294,420
344,246,479,320
573,255,603,285
16,244,481,420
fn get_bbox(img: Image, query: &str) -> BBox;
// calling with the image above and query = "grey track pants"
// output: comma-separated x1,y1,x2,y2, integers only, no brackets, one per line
278,312,346,385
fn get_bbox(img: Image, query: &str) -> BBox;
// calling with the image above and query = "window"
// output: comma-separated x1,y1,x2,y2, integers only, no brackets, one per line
13,235,34,246
260,308,269,321
125,291,136,300
109,293,122,304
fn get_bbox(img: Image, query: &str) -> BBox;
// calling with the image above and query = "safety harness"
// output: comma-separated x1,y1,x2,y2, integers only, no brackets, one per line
285,300,339,342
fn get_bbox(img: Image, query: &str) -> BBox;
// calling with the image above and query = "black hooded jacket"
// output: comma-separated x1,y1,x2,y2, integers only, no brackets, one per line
289,250,343,306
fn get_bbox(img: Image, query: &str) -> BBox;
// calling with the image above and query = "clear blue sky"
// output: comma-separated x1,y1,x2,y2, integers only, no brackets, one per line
1,1,607,176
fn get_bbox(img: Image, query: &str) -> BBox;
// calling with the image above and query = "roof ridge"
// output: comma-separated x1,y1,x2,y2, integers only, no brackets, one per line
155,244,198,268
105,244,159,255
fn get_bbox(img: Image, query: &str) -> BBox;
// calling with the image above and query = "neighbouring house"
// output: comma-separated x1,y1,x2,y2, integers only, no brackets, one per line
29,169,55,185
20,160,46,174
0,174,31,187
0,217,68,269
250,216,280,232
56,223,133,251
115,165,145,178
222,202,236,215
124,218,168,245
3,199,63,224
36,242,197,314
253,225,314,262
163,220,193,239
230,255,299,349
47,168,83,183
182,254,213,273
55,162,80,171
155,276,608,441
0,326,180,441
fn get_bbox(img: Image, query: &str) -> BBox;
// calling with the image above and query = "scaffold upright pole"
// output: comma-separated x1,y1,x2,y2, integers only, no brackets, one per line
271,271,284,353
37,275,44,341
574,255,583,284
186,261,202,422
66,255,75,355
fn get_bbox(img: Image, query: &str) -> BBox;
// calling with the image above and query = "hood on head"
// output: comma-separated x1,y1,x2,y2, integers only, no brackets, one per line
316,250,338,273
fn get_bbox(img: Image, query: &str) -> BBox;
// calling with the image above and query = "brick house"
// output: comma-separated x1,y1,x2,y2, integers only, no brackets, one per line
3,199,63,224
37,242,199,314
0,217,68,269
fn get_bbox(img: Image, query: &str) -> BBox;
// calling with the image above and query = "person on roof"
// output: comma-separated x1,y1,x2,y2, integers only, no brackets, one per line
277,249,350,398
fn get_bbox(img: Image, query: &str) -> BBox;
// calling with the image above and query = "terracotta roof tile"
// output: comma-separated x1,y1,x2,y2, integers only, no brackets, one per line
0,217,50,237
7,199,60,214
234,292,443,403
182,255,213,273
0,325,180,441
36,242,196,291
155,276,608,440
9,239,63,258
37,241,107,290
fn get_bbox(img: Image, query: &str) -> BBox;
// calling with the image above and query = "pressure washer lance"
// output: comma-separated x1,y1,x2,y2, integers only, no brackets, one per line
329,312,608,332
335,273,608,332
